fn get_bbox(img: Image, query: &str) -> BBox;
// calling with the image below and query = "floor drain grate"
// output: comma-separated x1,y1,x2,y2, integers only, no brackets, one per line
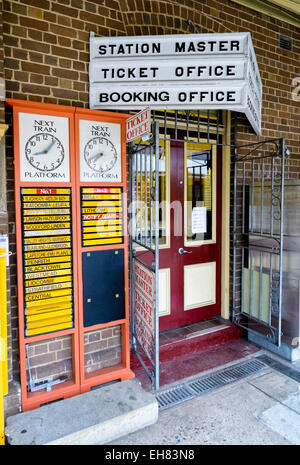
156,358,267,410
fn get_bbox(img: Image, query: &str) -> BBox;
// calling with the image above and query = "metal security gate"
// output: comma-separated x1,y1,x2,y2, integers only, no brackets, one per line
129,121,160,391
233,138,286,346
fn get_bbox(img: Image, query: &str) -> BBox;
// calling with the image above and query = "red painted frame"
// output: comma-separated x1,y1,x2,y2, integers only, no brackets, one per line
7,99,134,411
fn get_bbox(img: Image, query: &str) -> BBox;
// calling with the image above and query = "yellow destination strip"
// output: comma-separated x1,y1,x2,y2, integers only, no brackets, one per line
26,321,73,337
25,288,72,302
23,215,70,223
24,235,71,245
82,188,121,194
23,202,70,209
82,201,121,207
25,294,72,309
25,275,72,288
24,209,70,216
26,281,72,294
82,194,121,200
24,222,70,231
23,195,70,202
82,219,122,227
26,304,72,316
22,188,70,195
83,238,123,246
24,242,71,252
83,226,122,233
82,207,121,214
26,308,72,323
26,315,73,331
25,262,71,273
25,256,72,266
82,231,122,239
25,269,72,280
24,249,71,260
24,229,70,237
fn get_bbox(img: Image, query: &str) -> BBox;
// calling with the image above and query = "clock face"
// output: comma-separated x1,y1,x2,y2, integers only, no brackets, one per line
25,133,65,172
84,137,117,173
19,112,70,182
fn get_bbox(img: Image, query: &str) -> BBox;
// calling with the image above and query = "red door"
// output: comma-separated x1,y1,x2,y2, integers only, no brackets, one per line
159,140,222,331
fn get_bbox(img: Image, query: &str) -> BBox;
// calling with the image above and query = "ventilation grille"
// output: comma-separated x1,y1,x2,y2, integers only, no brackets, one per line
156,358,267,410
280,35,292,51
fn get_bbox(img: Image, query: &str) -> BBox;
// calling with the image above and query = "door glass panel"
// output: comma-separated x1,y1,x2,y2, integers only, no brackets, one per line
185,142,216,244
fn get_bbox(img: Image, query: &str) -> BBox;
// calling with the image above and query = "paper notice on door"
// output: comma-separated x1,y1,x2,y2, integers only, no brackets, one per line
192,207,207,234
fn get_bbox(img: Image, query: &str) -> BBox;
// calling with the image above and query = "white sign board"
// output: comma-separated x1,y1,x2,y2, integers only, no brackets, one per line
89,33,262,135
19,112,70,183
79,119,122,182
126,106,151,142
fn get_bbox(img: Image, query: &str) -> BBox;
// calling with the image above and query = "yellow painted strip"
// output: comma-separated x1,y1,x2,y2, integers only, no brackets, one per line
26,281,72,294
24,242,71,252
24,229,70,237
26,315,73,330
26,295,72,310
26,308,72,322
82,231,122,239
83,238,123,246
24,249,71,260
82,188,121,194
82,207,121,214
82,201,121,207
23,215,70,223
83,219,122,227
25,269,72,280
82,194,121,200
25,262,71,273
25,255,72,266
25,275,72,287
26,321,73,336
23,202,70,209
25,288,72,302
0,248,7,444
83,226,122,233
24,235,71,245
24,209,70,216
24,222,70,231
22,188,70,195
23,195,70,202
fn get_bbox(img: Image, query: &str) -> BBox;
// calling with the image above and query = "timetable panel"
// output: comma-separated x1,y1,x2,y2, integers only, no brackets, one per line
80,187,124,247
21,187,74,337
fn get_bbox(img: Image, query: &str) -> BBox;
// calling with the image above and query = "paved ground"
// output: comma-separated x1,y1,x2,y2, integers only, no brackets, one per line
109,353,300,446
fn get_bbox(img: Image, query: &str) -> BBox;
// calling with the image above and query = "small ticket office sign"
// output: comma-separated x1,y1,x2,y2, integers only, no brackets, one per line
133,259,155,362
126,107,151,142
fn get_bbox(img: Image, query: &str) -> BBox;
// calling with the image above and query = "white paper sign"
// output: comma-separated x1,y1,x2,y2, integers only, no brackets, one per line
192,207,207,234
79,119,122,183
19,113,70,183
126,106,151,142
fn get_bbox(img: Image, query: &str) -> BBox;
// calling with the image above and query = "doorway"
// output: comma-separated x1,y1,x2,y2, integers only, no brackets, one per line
159,138,222,331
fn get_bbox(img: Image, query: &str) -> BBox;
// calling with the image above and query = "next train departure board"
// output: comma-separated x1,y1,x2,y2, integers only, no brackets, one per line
80,187,123,247
21,187,74,337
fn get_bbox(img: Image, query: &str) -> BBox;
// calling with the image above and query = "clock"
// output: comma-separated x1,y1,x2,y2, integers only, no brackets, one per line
84,137,117,173
79,119,122,182
18,112,70,182
25,133,65,172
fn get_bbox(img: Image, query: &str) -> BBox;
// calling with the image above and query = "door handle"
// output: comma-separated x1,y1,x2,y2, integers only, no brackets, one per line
178,248,192,255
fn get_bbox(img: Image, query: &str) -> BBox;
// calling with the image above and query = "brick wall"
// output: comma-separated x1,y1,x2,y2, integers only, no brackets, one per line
2,0,300,414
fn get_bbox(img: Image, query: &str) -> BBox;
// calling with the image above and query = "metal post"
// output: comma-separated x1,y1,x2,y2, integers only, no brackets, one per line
277,138,285,346
154,121,160,391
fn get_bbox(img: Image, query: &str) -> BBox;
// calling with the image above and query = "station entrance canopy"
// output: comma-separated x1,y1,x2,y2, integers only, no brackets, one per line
89,32,262,136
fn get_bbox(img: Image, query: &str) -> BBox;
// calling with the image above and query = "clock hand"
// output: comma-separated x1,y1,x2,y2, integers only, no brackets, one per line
88,152,104,162
33,139,56,156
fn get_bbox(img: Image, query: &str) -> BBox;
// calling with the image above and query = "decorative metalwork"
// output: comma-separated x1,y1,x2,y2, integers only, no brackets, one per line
233,138,286,347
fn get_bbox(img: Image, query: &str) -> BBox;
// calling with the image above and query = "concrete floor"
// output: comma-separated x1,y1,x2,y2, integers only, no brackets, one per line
109,353,300,446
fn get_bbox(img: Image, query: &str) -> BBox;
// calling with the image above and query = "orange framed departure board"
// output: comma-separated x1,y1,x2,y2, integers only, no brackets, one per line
7,99,134,411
